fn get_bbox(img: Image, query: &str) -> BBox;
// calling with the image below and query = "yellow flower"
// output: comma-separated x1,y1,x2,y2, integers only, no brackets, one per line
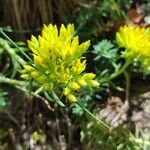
22,24,99,102
116,25,150,72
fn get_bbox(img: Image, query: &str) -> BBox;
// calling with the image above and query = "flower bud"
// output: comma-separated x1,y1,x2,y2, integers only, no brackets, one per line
20,74,29,79
67,94,77,103
24,65,34,72
83,73,96,80
31,71,40,78
34,55,43,65
37,76,47,83
43,83,53,91
68,82,80,90
88,80,100,87
77,78,87,87
63,88,70,96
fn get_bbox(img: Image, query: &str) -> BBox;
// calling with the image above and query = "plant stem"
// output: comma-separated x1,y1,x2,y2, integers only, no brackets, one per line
3,40,26,65
0,28,32,62
77,102,110,129
0,74,28,87
99,60,130,83
110,0,122,17
134,138,150,146
124,70,130,100
109,60,130,80
51,92,65,107
110,0,127,20
15,85,53,111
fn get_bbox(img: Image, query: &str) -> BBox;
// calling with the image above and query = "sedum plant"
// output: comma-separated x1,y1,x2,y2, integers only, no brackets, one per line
116,25,150,72
21,24,99,102
94,25,150,89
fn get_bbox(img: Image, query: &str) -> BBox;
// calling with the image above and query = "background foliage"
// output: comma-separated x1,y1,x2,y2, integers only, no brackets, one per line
0,0,150,150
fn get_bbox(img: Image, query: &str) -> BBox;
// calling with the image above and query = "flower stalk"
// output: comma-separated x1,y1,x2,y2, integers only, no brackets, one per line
99,59,130,83
77,101,110,129
0,28,32,62
0,74,28,87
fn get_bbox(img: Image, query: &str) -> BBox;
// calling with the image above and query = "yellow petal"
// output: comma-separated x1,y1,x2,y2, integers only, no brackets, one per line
24,65,34,72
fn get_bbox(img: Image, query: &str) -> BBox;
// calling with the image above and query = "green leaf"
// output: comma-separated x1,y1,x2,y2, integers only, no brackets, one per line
0,90,8,108
93,39,118,60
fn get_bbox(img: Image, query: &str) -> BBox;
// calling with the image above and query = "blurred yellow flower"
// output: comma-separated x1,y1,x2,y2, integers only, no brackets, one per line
116,25,150,72
22,24,99,102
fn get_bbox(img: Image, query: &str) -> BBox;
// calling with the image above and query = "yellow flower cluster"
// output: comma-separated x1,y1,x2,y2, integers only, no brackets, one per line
21,24,99,102
116,25,150,72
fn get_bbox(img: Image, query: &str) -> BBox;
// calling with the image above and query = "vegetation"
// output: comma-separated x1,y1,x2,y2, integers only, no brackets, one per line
0,0,150,149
